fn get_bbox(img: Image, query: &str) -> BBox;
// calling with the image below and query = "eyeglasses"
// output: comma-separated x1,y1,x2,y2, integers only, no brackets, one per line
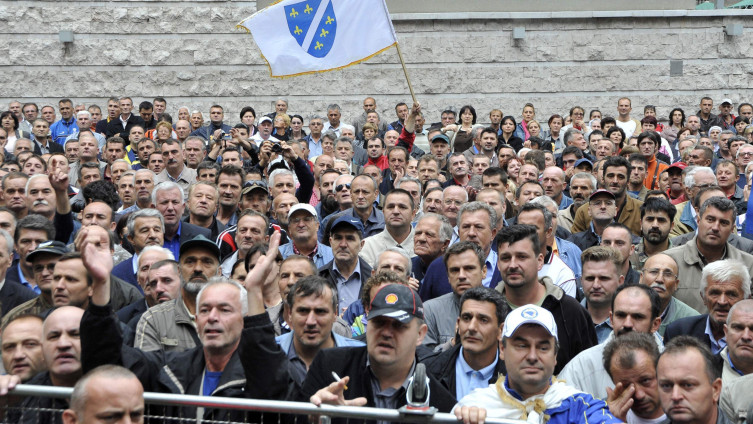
335,183,351,192
740,152,753,157
32,263,56,273
290,216,316,225
645,268,677,280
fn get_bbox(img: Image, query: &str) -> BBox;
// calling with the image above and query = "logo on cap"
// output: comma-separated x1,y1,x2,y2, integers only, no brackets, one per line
521,307,538,318
385,293,398,304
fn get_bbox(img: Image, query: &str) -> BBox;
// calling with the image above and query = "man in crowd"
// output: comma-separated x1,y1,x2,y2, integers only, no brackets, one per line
569,189,618,251
423,241,486,349
541,166,572,210
152,182,211,260
154,139,197,199
559,284,662,399
600,223,641,284
638,253,699,336
279,204,333,269
630,197,676,272
664,197,753,312
412,213,451,282
424,287,508,401
359,189,415,267
319,216,372,313
665,259,748,355
1,314,45,382
495,225,597,374
453,304,619,424
319,174,385,241
558,172,596,233
112,209,165,287
578,246,624,343
106,97,145,139
717,299,753,386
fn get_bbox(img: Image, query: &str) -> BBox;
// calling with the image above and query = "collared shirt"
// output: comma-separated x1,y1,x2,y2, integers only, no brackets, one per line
483,249,498,288
119,114,132,129
131,253,141,275
727,351,745,376
304,134,323,158
368,357,414,416
163,222,182,260
18,267,40,295
581,298,613,343
455,347,499,401
558,194,574,210
705,316,727,355
332,259,363,311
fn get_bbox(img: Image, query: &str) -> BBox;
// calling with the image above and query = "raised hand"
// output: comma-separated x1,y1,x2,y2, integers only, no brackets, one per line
48,156,69,193
77,225,114,285
606,381,634,423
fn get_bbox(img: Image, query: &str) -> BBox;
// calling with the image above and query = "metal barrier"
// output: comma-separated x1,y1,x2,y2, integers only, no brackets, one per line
4,384,525,424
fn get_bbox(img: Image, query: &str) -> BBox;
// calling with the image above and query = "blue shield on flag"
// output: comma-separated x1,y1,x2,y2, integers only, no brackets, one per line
284,0,337,58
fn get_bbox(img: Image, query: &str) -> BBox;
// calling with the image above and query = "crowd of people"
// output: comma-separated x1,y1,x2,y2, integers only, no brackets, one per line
0,94,751,423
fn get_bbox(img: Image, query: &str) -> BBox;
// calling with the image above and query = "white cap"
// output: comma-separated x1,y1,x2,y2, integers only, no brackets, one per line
503,304,558,342
288,203,318,220
258,116,273,124
721,98,733,105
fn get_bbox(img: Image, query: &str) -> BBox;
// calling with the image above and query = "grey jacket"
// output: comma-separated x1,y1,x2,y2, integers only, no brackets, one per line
423,292,460,350
134,296,199,352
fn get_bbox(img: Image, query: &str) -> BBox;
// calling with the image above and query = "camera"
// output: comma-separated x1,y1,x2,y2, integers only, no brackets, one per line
271,142,283,153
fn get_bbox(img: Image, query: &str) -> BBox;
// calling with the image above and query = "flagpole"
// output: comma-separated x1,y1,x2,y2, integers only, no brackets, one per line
394,43,417,104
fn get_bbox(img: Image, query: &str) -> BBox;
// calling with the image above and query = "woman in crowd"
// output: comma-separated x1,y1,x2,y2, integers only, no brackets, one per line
445,105,476,152
240,106,258,137
289,114,307,141
663,107,685,142
515,103,536,141
543,114,565,153
1,111,29,150
272,114,291,141
154,121,173,143
498,116,523,152
606,126,626,152
734,116,749,135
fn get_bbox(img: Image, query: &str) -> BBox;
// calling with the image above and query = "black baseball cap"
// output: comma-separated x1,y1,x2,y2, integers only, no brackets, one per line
179,234,220,259
368,284,424,323
26,241,68,263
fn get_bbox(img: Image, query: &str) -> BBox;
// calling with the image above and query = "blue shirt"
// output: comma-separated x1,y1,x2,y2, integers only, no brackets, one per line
455,347,499,400
483,249,498,288
304,134,323,158
279,241,334,269
558,194,573,210
163,222,182,260
49,117,78,144
705,316,727,355
202,370,222,396
332,259,363,312
17,266,41,295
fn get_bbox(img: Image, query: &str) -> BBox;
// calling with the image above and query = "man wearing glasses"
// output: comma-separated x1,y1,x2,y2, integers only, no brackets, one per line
638,253,698,336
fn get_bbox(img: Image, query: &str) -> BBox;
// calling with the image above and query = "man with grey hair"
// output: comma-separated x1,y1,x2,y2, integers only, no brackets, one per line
80,228,250,420
564,127,590,158
541,166,572,210
717,299,753,387
558,172,596,232
323,103,344,136
517,202,577,297
334,136,361,175
304,116,325,158
113,208,165,288
117,245,174,327
420,201,501,301
151,181,210,260
412,212,452,283
666,259,750,357
665,196,753,312
671,165,718,237
531,195,583,281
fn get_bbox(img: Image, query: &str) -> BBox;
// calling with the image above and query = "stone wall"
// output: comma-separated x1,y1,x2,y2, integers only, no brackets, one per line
1,2,752,127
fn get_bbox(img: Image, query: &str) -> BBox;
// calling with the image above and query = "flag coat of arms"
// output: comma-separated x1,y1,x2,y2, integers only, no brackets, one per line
239,0,397,77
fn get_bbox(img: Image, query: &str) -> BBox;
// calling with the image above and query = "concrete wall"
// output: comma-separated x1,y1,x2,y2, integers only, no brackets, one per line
1,1,752,127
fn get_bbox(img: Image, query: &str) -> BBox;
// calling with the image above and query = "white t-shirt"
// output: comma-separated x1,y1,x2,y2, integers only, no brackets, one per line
627,409,666,424
616,119,638,139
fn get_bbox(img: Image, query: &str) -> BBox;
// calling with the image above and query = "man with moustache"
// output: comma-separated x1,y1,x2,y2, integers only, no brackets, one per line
637,253,698,336
558,284,663,400
315,168,340,221
134,235,221,352
557,172,596,232
630,198,676,272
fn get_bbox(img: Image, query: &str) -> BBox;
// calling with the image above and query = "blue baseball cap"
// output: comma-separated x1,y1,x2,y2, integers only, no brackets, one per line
574,158,593,169
330,215,364,237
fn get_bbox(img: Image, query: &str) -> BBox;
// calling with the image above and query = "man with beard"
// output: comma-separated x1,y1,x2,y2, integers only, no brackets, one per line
638,254,698,336
572,156,643,237
630,197,676,272
315,169,340,220
559,284,663,400
134,234,221,352
557,172,595,233
112,209,165,288
665,259,748,354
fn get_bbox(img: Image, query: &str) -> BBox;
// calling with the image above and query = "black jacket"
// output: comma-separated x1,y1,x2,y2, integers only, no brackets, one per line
16,371,68,423
423,343,507,402
82,303,249,422
1,268,37,317
33,140,64,155
179,221,212,245
106,114,146,139
240,312,456,424
664,314,709,348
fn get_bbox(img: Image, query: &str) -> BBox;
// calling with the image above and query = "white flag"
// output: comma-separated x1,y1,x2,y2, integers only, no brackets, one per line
238,0,397,78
